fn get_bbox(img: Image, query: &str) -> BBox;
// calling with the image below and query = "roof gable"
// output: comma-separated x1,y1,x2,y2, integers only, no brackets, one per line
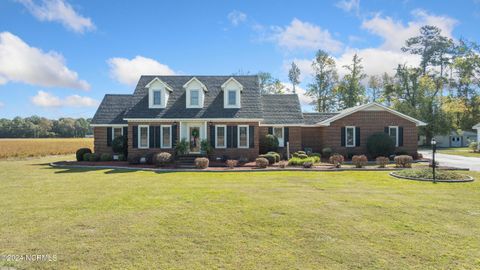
183,77,208,92
145,77,173,92
221,77,244,91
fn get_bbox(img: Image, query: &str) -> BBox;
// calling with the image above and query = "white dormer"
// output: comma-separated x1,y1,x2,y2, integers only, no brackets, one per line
146,77,172,109
183,77,207,108
221,77,243,108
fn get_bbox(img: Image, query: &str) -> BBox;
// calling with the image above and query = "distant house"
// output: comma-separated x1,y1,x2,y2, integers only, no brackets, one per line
90,75,426,159
434,130,477,148
474,123,480,149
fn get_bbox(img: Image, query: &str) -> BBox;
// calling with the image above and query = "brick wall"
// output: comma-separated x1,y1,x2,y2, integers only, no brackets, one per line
301,127,323,153
259,126,302,156
93,127,113,154
127,121,176,157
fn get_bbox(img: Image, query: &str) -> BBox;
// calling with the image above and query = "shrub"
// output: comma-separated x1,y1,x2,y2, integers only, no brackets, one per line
128,154,142,164
352,155,368,168
259,154,276,165
310,152,321,158
278,160,288,168
297,153,308,159
292,152,299,158
310,155,320,163
366,133,395,158
321,147,332,158
155,152,172,167
297,151,306,155
469,141,478,152
175,139,189,156
200,139,213,155
112,135,128,155
194,157,209,169
288,157,316,166
412,152,423,160
117,154,126,161
329,153,344,168
89,153,100,162
394,168,469,181
82,152,91,162
226,159,238,169
260,134,279,153
100,153,112,162
394,155,413,168
267,152,281,163
255,157,269,168
303,162,313,168
376,156,389,168
76,148,92,161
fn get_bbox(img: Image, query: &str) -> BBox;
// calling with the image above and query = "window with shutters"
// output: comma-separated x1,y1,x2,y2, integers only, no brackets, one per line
273,127,284,147
389,126,399,147
215,125,226,148
161,125,172,148
138,125,149,149
113,127,123,138
345,126,355,147
238,125,249,148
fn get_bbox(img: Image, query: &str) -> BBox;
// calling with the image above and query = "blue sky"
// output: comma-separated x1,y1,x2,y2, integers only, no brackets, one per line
0,0,479,118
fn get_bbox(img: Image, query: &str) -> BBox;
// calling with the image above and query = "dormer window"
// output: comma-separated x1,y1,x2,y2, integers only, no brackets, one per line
221,77,243,109
146,77,172,109
190,89,200,106
184,77,207,109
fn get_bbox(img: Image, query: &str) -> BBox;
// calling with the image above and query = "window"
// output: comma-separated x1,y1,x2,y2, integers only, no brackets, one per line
346,126,355,147
389,126,399,147
113,127,123,138
161,125,171,148
153,90,162,105
238,125,249,148
138,125,149,149
190,90,199,106
215,125,226,148
228,90,236,106
273,127,284,147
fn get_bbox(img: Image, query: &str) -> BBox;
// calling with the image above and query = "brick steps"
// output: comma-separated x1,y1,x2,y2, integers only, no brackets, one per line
175,154,206,168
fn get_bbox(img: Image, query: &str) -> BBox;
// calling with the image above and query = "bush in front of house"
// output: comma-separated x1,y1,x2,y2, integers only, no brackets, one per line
89,153,100,162
255,157,269,168
200,139,213,155
100,153,112,162
267,152,281,163
117,154,126,161
278,160,288,168
303,161,313,168
310,152,321,158
329,153,344,168
376,156,389,168
155,152,172,167
194,157,209,169
260,134,279,153
469,141,478,152
226,159,238,169
321,147,332,158
394,155,413,168
352,155,368,168
175,139,189,156
259,154,276,165
367,133,395,158
82,153,91,162
112,135,128,156
288,157,316,166
76,148,92,161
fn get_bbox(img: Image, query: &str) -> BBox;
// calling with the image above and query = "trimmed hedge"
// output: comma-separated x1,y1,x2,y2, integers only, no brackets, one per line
76,148,92,161
367,133,395,158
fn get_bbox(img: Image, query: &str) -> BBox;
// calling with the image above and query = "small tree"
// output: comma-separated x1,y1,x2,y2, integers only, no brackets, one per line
112,135,128,156
260,134,279,153
366,133,395,158
288,61,301,94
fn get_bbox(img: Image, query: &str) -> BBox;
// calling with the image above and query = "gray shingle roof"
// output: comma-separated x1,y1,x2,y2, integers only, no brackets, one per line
124,75,263,119
302,112,339,125
91,94,133,124
261,94,304,124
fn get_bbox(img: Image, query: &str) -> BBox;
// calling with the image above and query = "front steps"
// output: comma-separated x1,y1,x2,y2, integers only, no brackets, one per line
175,154,206,168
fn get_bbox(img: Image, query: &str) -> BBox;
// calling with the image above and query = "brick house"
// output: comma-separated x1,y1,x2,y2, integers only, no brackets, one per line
90,75,426,160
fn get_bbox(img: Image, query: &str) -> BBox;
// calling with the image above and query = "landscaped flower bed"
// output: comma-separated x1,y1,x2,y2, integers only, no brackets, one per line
390,168,474,182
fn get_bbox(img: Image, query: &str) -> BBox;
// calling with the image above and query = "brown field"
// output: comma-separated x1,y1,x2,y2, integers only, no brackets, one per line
0,138,93,159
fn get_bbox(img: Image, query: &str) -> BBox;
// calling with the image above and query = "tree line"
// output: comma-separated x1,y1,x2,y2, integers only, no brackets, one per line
0,116,92,138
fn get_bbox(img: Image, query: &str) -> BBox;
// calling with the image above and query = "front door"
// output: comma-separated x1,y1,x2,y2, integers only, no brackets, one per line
189,126,201,153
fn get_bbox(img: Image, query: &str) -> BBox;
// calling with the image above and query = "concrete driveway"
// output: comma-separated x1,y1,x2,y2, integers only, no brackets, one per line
419,150,480,171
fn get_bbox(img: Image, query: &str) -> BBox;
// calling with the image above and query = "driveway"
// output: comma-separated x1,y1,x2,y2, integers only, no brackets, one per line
419,150,480,171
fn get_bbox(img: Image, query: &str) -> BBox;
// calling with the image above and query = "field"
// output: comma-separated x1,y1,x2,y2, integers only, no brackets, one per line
1,155,479,269
437,147,480,158
0,138,93,159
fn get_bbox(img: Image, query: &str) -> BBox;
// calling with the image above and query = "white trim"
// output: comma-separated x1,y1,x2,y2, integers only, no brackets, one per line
160,125,172,149
90,124,127,127
138,125,149,149
345,126,356,148
183,77,208,92
124,118,263,122
317,102,427,127
215,125,227,149
272,126,284,147
145,77,173,91
112,126,123,139
237,125,249,148
221,77,244,91
388,126,399,147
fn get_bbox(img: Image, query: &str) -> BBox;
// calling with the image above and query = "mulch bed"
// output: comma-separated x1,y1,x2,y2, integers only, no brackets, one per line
389,171,474,183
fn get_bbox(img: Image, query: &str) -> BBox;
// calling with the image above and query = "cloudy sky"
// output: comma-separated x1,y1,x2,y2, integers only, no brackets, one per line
0,0,479,118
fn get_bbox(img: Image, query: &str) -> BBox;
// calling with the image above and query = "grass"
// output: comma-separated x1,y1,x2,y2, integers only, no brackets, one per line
0,138,93,159
436,147,480,158
1,155,480,269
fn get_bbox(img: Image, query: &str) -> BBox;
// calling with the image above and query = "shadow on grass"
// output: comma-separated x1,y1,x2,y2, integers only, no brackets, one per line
43,165,176,175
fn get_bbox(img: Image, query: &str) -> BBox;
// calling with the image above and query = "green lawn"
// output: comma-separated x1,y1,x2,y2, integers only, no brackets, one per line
437,147,480,158
1,156,480,269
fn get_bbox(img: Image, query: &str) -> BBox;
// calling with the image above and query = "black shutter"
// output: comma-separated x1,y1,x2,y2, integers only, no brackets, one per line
233,126,238,148
123,126,128,139
210,125,216,148
249,126,254,148
268,127,273,134
155,126,161,148
284,127,289,143
132,125,138,148
107,127,112,146
227,126,233,148
149,126,154,148
355,127,360,147
341,127,346,147
172,124,178,147
384,127,389,134
399,127,404,146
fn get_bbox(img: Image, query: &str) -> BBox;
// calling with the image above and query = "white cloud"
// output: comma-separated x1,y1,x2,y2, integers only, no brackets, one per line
336,0,360,15
0,32,90,90
228,10,247,26
16,0,95,33
281,82,312,107
108,56,176,85
32,90,97,107
283,59,314,81
271,18,343,53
